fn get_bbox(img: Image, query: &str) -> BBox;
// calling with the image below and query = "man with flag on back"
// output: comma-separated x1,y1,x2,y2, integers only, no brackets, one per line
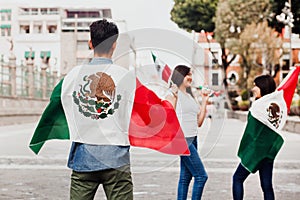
29,19,189,200
62,19,135,200
232,66,300,200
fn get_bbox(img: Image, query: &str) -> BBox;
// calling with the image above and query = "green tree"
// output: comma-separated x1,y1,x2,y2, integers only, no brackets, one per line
170,0,218,32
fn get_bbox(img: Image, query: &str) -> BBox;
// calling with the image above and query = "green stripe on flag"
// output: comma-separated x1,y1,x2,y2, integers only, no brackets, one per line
29,79,70,154
151,52,156,62
238,112,284,173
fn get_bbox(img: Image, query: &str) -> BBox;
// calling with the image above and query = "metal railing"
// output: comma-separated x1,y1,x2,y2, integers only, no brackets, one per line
0,56,59,99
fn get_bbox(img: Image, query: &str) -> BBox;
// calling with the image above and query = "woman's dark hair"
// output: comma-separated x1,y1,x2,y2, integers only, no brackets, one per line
254,74,276,97
170,65,194,97
89,19,119,54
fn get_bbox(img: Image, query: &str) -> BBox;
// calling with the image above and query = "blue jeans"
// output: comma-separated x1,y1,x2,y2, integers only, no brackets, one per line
232,159,274,200
177,137,208,200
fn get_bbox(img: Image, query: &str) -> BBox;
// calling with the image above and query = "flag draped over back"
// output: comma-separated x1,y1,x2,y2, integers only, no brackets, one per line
29,63,189,155
238,66,300,173
151,52,172,83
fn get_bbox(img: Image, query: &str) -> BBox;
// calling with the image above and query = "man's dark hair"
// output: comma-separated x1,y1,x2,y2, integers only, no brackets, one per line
254,74,276,97
89,19,119,54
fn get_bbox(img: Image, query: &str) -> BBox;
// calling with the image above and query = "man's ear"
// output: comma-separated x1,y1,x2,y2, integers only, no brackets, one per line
112,41,117,50
111,41,117,51
88,40,94,50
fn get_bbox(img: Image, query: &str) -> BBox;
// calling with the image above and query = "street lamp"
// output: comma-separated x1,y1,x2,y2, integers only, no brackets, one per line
276,1,294,69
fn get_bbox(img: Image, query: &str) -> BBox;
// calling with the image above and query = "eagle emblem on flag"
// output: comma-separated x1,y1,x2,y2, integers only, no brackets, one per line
266,102,283,129
72,72,121,120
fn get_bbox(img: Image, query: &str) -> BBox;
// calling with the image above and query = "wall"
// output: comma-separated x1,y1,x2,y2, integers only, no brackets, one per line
0,96,48,126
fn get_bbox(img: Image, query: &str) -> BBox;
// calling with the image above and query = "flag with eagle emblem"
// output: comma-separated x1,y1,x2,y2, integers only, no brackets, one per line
238,66,300,173
29,63,189,155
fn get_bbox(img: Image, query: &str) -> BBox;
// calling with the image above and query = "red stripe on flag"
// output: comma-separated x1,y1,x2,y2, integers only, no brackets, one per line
277,66,300,112
129,79,190,155
162,64,171,83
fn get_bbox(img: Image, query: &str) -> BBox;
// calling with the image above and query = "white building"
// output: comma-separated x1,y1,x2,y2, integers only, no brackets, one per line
0,3,128,75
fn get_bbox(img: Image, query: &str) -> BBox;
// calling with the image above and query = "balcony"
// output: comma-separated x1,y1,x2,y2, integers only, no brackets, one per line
61,18,102,32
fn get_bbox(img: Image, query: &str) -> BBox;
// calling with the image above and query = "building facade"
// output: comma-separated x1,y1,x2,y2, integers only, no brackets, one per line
197,30,300,91
0,3,127,75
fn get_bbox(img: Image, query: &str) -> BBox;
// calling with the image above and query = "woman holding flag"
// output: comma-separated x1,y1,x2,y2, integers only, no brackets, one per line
166,65,210,200
232,65,300,200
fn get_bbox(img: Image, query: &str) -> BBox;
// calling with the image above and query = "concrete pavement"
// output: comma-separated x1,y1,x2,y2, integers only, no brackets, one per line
0,116,300,199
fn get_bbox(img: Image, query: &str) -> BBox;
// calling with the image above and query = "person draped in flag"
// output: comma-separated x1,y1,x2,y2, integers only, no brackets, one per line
29,19,191,199
232,75,280,200
65,19,134,200
166,65,210,200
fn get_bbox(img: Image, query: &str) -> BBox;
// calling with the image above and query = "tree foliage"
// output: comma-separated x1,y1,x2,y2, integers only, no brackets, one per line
214,0,275,90
170,0,218,32
235,21,283,89
214,0,271,48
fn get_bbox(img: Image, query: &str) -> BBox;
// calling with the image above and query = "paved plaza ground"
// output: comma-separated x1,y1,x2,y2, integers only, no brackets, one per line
0,116,300,199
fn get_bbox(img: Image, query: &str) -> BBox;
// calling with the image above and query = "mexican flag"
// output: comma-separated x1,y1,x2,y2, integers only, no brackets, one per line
129,79,189,155
29,63,189,155
238,66,300,173
151,52,172,83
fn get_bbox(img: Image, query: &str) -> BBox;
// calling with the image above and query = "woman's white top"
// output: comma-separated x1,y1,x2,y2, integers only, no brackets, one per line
175,90,200,137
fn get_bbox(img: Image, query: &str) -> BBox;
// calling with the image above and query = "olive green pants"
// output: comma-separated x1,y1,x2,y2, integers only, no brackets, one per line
70,165,133,200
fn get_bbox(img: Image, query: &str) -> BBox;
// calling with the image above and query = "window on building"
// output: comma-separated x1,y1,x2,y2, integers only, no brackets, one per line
212,73,219,86
66,12,75,18
1,28,5,36
0,9,12,21
47,25,57,33
282,59,289,71
20,8,29,15
0,25,11,36
89,11,100,18
67,11,100,18
49,8,58,15
77,22,90,30
227,71,239,85
64,22,74,27
1,13,5,21
33,24,42,33
41,8,47,15
7,28,11,36
20,25,30,34
7,13,11,21
102,9,112,18
31,8,38,15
